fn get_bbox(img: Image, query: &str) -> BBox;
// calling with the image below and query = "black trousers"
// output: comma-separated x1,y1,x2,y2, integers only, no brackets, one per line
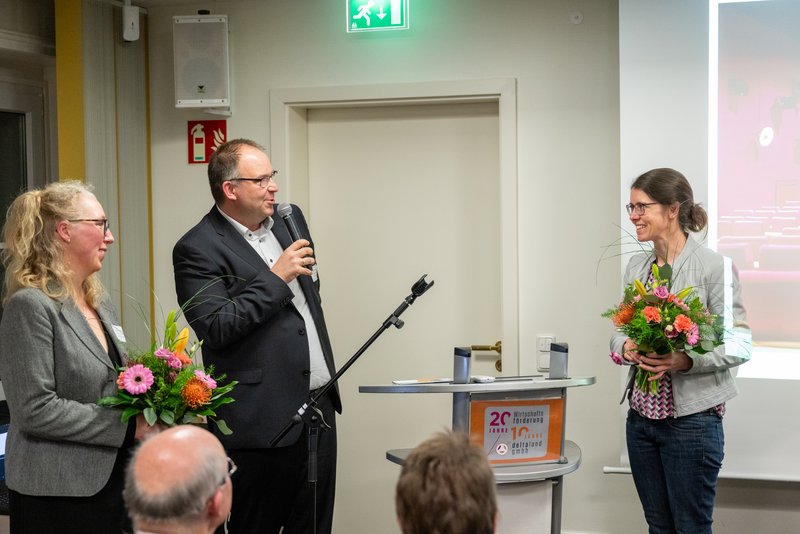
9,446,133,534
218,391,337,534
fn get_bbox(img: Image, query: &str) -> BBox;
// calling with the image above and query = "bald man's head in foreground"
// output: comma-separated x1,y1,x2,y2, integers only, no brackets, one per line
124,425,233,534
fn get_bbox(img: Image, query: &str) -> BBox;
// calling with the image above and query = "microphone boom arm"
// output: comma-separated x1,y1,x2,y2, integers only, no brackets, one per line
268,274,434,448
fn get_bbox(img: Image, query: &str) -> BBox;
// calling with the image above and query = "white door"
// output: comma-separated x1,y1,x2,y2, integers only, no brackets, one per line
304,101,504,532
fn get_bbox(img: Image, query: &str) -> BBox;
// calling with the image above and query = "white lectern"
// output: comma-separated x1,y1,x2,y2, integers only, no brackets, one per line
360,370,594,533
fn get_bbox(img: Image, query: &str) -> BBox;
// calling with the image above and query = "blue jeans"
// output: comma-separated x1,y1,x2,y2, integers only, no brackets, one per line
626,408,724,534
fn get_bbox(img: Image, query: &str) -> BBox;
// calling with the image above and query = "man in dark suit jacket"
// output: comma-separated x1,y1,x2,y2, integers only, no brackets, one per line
173,138,341,533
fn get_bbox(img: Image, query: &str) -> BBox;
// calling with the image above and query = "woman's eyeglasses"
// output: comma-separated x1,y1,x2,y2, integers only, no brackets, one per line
69,218,110,234
625,202,658,216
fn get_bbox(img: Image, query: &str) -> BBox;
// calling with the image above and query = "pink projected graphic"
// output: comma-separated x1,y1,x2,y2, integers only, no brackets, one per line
717,1,800,346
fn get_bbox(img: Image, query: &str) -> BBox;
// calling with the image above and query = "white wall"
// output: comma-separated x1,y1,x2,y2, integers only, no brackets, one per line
617,1,800,532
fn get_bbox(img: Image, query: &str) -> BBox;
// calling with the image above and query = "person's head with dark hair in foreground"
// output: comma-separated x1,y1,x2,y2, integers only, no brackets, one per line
395,430,498,534
124,425,233,534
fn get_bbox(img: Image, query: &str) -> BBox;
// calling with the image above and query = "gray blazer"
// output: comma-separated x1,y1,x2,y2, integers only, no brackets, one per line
0,287,129,496
610,237,752,416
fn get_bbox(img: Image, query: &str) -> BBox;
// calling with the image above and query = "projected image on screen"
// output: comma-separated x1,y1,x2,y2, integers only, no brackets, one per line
717,0,800,378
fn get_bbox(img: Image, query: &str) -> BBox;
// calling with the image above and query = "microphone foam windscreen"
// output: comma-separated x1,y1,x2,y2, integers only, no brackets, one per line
276,202,292,217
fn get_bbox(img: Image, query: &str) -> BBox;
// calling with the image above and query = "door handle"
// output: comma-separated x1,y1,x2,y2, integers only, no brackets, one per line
471,341,503,372
470,340,502,354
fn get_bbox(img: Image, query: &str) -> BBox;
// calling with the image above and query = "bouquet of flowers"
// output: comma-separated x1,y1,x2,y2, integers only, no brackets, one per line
99,309,237,434
602,263,724,394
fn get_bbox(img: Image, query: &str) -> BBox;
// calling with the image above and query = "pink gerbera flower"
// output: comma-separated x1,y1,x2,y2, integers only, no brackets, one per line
686,324,700,345
121,364,154,395
194,369,217,389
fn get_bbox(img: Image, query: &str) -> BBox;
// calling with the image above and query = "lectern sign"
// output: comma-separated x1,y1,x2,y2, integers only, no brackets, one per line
469,397,564,465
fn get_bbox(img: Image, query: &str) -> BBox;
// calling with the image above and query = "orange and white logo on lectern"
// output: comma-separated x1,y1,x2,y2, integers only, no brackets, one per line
469,397,564,465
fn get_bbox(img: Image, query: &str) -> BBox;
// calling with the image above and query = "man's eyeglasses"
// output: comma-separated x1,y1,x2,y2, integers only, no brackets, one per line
217,457,238,492
228,170,279,189
625,202,659,216
69,218,110,234
218,456,238,487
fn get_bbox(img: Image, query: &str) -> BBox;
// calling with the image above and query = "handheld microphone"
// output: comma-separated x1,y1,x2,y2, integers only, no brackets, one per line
277,202,317,278
277,202,303,242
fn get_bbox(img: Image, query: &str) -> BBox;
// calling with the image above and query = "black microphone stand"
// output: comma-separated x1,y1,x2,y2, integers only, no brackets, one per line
268,275,434,496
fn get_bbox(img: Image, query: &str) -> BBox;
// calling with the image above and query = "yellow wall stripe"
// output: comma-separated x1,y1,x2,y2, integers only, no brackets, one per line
143,20,156,335
54,0,85,181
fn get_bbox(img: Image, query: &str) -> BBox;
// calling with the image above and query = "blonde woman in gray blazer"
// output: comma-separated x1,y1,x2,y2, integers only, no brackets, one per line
0,182,156,533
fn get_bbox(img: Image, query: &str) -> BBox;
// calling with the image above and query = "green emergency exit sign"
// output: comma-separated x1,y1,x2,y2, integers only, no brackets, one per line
347,0,409,33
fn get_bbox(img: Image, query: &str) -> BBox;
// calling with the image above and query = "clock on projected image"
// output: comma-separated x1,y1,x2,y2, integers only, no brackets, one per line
759,126,774,147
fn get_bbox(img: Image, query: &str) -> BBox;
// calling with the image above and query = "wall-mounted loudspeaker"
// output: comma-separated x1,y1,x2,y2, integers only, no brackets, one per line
173,15,230,108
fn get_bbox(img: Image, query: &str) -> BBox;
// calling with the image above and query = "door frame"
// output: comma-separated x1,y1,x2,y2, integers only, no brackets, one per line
269,78,519,371
0,79,48,190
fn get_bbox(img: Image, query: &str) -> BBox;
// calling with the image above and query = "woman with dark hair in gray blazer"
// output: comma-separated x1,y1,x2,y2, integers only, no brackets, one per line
610,168,751,534
0,181,156,533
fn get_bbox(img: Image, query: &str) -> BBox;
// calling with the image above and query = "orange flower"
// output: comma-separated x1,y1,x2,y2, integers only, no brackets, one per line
673,314,695,333
181,377,211,409
175,351,193,366
116,371,126,389
643,306,661,323
612,302,636,326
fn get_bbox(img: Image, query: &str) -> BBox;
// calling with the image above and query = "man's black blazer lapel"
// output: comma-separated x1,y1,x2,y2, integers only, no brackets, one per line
272,208,338,381
270,211,294,249
207,207,267,272
271,210,321,307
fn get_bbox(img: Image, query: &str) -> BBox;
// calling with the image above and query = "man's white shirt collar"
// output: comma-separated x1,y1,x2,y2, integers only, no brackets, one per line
216,205,273,237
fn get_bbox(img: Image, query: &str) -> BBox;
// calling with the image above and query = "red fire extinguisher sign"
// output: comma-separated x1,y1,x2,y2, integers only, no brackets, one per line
188,120,227,164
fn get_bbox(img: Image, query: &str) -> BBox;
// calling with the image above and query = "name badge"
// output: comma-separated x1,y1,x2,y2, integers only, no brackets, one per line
111,324,127,343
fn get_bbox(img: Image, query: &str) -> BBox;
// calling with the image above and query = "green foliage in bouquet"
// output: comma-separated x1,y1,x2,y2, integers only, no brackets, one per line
98,309,237,435
603,263,724,395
